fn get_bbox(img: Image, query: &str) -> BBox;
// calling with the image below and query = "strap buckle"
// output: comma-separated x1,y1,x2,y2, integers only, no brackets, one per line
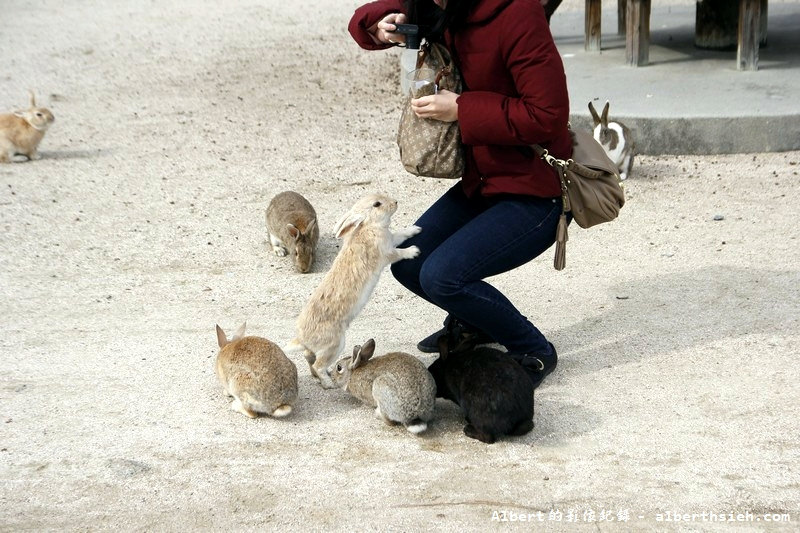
540,149,567,169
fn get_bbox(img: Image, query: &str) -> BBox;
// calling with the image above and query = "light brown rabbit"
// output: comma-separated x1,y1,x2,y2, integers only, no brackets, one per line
285,193,421,389
266,191,319,273
215,322,298,418
332,339,436,434
0,92,55,163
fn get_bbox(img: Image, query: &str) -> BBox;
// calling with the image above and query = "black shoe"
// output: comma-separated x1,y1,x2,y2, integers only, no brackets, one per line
508,343,558,389
417,316,494,354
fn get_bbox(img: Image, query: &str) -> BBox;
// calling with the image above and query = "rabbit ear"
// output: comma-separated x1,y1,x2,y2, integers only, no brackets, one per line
232,321,247,341
334,212,365,239
216,324,228,348
350,339,376,369
360,339,376,361
349,346,361,370
306,218,317,234
588,101,601,126
29,90,36,108
287,223,300,240
601,101,610,126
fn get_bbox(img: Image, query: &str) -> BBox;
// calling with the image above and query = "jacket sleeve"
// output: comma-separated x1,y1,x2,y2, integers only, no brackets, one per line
349,0,406,50
457,8,570,146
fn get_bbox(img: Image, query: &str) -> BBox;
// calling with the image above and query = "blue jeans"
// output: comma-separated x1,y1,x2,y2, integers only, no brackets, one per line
391,184,563,355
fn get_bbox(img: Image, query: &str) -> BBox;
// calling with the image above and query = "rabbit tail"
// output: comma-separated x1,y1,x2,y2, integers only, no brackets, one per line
237,392,293,418
272,404,293,418
405,419,428,434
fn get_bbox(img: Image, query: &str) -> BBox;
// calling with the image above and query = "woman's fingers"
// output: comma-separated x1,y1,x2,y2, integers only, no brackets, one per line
377,13,408,43
411,92,458,122
410,96,434,116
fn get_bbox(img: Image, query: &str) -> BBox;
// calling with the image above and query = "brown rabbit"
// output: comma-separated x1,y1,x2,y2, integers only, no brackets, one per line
285,193,421,389
215,322,298,418
0,92,55,163
266,191,319,273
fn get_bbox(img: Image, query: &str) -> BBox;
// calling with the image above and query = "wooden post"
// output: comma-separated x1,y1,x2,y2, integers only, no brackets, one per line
618,0,627,35
626,0,651,66
737,0,761,70
585,0,602,52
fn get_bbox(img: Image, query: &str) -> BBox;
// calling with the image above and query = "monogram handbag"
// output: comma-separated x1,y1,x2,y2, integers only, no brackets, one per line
532,129,626,270
397,42,464,179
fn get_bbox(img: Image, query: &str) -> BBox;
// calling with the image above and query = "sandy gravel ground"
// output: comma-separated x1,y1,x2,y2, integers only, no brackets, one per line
1,0,798,531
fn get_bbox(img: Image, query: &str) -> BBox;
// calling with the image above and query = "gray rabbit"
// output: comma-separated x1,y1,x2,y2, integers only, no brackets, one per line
266,191,319,273
331,339,436,434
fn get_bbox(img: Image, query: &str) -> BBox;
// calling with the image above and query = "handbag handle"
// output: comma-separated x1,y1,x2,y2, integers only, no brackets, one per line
434,66,450,87
416,42,455,89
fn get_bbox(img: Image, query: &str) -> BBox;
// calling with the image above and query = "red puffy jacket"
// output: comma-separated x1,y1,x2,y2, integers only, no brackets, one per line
350,0,572,198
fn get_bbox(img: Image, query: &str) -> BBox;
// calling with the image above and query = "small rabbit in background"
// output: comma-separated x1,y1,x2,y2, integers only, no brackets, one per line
266,191,319,273
0,92,55,163
331,338,436,434
215,322,298,418
285,193,421,389
428,335,534,444
589,101,634,180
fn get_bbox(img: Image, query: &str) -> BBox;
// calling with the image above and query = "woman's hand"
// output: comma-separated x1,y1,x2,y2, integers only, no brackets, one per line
369,13,408,45
410,90,459,122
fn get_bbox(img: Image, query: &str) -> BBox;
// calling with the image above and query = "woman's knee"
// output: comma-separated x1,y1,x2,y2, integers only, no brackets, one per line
419,258,461,302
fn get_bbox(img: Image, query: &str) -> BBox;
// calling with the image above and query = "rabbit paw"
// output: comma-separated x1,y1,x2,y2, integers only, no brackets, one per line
310,364,337,389
395,225,422,242
231,398,258,418
390,246,419,263
269,234,288,256
464,424,495,444
403,245,421,259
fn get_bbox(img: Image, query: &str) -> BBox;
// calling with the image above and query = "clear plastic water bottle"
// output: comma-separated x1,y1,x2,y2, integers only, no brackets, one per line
394,24,422,95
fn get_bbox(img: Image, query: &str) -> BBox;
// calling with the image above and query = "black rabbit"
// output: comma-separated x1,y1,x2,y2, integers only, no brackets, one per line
428,336,534,444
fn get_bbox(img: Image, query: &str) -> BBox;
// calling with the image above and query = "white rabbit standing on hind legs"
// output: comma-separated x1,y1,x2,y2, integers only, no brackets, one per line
589,100,635,180
285,193,421,389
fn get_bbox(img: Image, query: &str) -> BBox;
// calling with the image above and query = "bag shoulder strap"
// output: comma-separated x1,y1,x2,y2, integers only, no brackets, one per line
532,130,618,179
530,142,571,213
